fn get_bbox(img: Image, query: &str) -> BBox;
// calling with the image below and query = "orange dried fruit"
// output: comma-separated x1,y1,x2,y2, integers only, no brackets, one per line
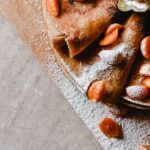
87,80,106,102
139,63,150,76
99,29,119,46
99,118,121,138
46,0,60,17
126,85,149,101
141,36,150,59
143,77,150,88
105,23,124,36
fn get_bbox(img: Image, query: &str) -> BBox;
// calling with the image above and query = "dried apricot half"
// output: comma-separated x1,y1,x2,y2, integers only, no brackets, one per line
46,0,60,17
99,118,121,138
141,36,150,59
99,29,119,46
87,80,106,102
105,23,124,36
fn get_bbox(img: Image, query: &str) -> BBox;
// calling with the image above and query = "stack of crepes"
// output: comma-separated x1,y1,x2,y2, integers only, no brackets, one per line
43,0,150,104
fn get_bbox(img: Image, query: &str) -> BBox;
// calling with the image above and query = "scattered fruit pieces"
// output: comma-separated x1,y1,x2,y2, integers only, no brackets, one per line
99,29,119,46
143,77,150,88
99,23,124,46
99,118,121,138
105,23,124,36
141,36,150,59
87,80,106,102
139,63,150,77
46,0,60,17
126,85,149,101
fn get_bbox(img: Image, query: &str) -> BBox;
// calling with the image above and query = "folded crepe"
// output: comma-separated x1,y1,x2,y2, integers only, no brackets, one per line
45,13,146,104
121,17,150,106
86,13,146,104
122,58,150,105
43,0,119,58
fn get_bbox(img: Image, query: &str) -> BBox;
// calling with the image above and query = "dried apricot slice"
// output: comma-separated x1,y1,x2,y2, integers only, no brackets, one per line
141,36,150,59
46,0,60,17
139,63,150,77
126,85,149,101
99,29,119,46
106,23,124,36
87,80,106,102
99,118,121,138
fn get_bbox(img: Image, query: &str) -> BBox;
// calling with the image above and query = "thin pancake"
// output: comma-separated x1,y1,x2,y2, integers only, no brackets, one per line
122,58,150,105
122,16,150,106
86,13,146,104
44,12,146,104
43,0,119,57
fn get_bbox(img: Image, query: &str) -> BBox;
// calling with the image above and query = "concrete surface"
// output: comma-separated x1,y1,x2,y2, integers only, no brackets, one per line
0,15,101,150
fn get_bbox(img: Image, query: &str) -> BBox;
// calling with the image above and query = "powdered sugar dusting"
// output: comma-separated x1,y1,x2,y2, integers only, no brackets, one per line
77,61,111,90
99,50,124,65
99,43,130,65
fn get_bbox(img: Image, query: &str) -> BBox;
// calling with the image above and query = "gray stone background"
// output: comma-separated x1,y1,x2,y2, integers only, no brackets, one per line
0,14,102,150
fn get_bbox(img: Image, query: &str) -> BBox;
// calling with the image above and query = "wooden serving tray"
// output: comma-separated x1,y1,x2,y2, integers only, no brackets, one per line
1,1,150,149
